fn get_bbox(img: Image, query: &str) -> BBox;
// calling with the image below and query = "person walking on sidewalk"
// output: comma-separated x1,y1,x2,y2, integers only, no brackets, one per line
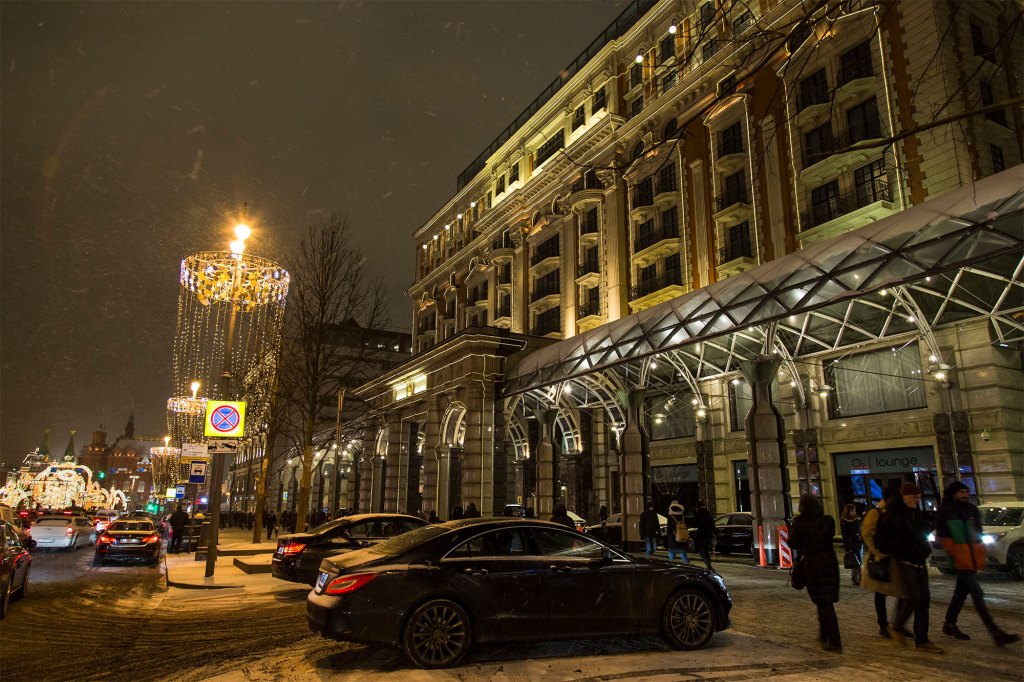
860,486,906,638
694,501,715,571
266,511,277,541
639,502,660,555
840,504,862,585
549,503,574,528
937,481,1021,647
877,482,943,653
168,504,190,554
789,493,843,653
666,500,689,563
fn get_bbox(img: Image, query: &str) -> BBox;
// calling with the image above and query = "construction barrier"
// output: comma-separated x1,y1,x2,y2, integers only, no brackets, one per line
757,525,767,567
779,523,793,568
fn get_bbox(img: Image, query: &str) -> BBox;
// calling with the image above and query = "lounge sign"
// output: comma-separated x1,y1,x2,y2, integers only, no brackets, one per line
834,447,935,476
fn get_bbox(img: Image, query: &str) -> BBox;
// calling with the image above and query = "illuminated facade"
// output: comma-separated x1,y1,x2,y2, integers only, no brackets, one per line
355,0,1023,539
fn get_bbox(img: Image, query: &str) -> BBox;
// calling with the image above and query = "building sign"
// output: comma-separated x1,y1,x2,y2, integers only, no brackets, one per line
204,400,246,438
834,447,936,476
182,442,207,459
165,487,177,500
651,464,698,483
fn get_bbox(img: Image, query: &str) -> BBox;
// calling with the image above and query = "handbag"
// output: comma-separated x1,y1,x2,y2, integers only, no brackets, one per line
843,549,860,569
867,554,891,582
790,557,807,590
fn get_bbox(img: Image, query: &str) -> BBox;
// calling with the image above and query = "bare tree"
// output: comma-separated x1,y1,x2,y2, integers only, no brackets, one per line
278,215,389,533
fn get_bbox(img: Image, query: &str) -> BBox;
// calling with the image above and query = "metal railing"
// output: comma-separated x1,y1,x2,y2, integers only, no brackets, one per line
577,258,600,277
714,188,748,213
631,269,682,299
802,121,882,168
634,224,679,252
837,60,873,88
531,281,561,302
801,179,890,229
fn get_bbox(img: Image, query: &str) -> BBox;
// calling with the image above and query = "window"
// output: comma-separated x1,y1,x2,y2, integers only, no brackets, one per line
634,177,654,206
636,218,656,246
647,393,696,440
702,39,719,61
533,528,603,559
838,40,873,86
661,70,677,93
788,20,813,53
486,191,492,209
981,82,1007,126
724,221,751,261
662,206,679,237
698,1,715,30
991,144,1005,173
825,343,927,418
846,97,880,142
534,306,560,335
732,10,752,33
581,207,599,234
810,179,841,224
971,21,995,61
660,34,675,63
804,122,834,166
509,161,519,184
854,158,887,206
536,131,565,166
631,96,644,118
639,262,656,282
448,529,528,557
496,174,506,195
719,122,743,156
658,164,677,195
665,253,681,277
572,105,586,131
629,62,643,89
798,69,829,110
723,169,746,204
593,87,607,112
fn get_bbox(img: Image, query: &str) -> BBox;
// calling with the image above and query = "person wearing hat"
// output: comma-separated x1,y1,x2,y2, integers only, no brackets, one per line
936,481,1020,647
666,500,689,563
876,481,943,653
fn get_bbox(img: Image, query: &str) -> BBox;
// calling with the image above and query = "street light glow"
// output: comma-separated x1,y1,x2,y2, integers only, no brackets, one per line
234,223,252,240
190,380,201,397
229,239,246,255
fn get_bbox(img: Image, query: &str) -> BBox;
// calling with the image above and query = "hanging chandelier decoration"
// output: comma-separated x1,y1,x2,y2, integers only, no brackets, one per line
150,444,183,494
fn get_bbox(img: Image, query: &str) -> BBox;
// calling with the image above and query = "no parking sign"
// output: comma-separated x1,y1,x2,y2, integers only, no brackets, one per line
204,400,246,438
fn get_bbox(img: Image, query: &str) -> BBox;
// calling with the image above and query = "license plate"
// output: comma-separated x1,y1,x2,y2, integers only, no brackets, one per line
40,538,53,543
123,538,139,544
316,572,329,592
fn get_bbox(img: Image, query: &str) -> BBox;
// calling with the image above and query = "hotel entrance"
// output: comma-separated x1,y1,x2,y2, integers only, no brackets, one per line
834,447,941,512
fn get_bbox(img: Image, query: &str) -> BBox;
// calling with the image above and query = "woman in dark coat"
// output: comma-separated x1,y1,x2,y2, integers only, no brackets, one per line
839,503,862,585
789,493,842,652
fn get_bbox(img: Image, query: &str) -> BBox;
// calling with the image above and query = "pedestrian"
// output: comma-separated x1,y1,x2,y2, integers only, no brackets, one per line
694,500,715,571
451,505,464,520
266,510,277,541
549,503,574,528
598,504,609,523
789,494,842,652
667,500,689,563
840,503,862,585
876,481,943,653
524,506,535,519
168,504,189,554
639,501,660,555
464,502,481,518
860,486,907,639
937,481,1020,646
427,510,440,524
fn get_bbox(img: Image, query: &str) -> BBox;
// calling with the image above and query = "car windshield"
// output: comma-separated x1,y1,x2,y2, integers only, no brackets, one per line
368,524,449,556
110,521,153,531
34,518,72,526
980,507,1024,527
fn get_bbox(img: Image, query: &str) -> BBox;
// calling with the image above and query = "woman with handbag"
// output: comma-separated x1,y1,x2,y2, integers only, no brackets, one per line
860,486,908,639
840,504,862,585
666,500,689,563
789,494,842,653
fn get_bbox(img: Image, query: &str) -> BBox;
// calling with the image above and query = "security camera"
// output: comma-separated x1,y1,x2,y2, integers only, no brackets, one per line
980,429,991,442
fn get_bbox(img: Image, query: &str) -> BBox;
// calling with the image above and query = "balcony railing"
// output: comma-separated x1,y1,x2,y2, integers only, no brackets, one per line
571,173,603,194
634,224,679,252
580,218,599,236
718,136,744,158
577,258,600,278
714,188,748,213
531,281,561,302
719,240,753,264
801,179,890,229
837,60,873,88
802,120,882,168
796,84,830,112
578,302,601,318
530,244,560,266
495,305,511,319
631,269,682,299
491,235,513,251
532,316,561,336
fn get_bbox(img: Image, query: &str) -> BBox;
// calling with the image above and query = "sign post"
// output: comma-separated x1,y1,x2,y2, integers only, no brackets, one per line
203,399,246,577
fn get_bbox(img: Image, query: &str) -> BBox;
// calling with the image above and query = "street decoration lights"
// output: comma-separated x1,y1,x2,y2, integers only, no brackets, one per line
150,435,182,501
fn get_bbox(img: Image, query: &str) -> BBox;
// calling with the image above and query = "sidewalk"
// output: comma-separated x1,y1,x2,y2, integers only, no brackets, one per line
164,526,278,590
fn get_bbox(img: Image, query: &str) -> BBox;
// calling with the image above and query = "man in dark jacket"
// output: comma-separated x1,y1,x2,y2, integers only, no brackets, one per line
638,502,660,555
937,481,1020,646
549,503,574,528
877,482,942,653
694,501,715,571
168,504,190,554
790,493,842,652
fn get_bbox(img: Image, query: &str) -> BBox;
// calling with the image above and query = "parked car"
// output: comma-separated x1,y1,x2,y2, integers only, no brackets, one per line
0,520,31,619
30,515,95,551
307,518,732,668
585,512,667,547
94,519,162,567
710,512,756,556
92,511,119,534
930,501,1024,580
273,513,428,586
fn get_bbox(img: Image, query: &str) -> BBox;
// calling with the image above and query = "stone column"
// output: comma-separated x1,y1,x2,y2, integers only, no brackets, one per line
739,357,792,566
384,416,403,513
600,170,629,322
357,434,374,513
535,408,558,519
619,388,647,551
510,225,528,334
422,397,444,518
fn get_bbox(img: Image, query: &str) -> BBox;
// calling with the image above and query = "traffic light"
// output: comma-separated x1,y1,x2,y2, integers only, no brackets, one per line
98,471,105,480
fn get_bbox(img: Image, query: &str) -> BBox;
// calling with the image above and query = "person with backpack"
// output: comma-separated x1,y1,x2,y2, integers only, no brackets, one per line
876,482,943,653
666,500,689,563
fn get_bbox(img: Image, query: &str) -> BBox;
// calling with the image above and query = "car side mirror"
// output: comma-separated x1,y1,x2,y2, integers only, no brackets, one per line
601,547,614,564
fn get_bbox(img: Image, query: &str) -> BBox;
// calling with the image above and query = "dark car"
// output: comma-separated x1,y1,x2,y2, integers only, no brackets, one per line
307,518,732,668
585,512,667,548
93,519,162,567
273,513,428,586
710,512,756,556
1,520,31,618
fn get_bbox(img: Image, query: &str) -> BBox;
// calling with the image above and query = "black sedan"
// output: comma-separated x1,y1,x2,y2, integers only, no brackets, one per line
1,521,31,619
711,512,756,556
93,519,162,566
273,513,428,586
307,518,732,668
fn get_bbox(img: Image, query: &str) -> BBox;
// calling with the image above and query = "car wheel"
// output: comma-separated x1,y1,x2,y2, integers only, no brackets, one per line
1008,544,1024,581
93,555,104,567
402,598,472,669
148,557,159,568
662,588,716,650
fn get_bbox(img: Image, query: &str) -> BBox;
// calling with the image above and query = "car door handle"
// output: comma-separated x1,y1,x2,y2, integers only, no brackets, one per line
464,568,488,576
548,565,572,572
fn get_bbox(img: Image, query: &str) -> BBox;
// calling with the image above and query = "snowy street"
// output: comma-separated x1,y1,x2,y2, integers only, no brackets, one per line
3,527,1021,682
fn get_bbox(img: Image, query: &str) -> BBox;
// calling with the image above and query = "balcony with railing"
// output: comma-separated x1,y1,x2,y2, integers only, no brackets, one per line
802,120,883,172
631,268,683,302
712,187,750,223
632,223,680,267
489,234,515,261
799,179,895,244
531,312,561,337
530,239,561,270
716,231,755,278
530,278,561,307
576,255,600,285
835,60,876,104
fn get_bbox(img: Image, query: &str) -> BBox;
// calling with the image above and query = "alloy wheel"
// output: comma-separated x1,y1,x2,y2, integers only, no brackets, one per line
404,599,471,668
663,589,715,650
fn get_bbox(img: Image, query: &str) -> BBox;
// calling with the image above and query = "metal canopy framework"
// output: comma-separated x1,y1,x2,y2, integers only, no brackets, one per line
506,171,1024,401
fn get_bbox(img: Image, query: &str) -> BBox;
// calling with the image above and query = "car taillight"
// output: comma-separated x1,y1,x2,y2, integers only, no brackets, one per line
66,528,75,536
99,534,115,544
324,573,378,595
144,534,160,543
282,542,306,556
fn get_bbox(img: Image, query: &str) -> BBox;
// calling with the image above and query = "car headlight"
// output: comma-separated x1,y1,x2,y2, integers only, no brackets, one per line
927,532,936,542
981,532,1006,544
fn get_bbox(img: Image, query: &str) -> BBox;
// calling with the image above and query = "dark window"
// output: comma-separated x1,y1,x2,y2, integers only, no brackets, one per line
798,69,829,111
846,97,880,142
639,262,657,282
581,207,599,234
854,158,887,206
719,75,736,97
660,34,675,63
534,307,561,335
486,191,492,208
838,40,873,86
724,169,746,202
572,105,586,131
636,219,656,246
719,122,743,156
647,393,696,440
991,144,1005,173
662,206,679,236
631,96,644,118
699,1,715,30
536,130,565,166
971,22,995,61
788,20,813,53
981,82,1007,126
531,235,560,264
664,118,678,140
629,62,643,89
665,252,680,275
804,121,834,166
722,221,752,262
825,343,926,418
658,164,677,195
732,11,752,33
496,174,506,195
661,70,677,92
810,180,841,225
729,380,752,432
508,161,519,184
703,39,719,61
634,177,654,206
593,87,607,112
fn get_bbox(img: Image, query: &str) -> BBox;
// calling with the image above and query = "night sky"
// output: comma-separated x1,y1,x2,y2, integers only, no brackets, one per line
1,0,627,466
